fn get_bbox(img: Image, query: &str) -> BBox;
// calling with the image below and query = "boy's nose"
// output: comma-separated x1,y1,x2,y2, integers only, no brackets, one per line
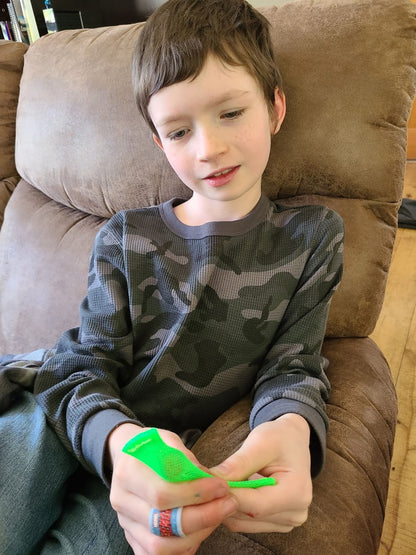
196,127,227,161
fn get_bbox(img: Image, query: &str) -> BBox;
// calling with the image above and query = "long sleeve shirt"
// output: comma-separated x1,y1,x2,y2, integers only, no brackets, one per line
34,194,344,482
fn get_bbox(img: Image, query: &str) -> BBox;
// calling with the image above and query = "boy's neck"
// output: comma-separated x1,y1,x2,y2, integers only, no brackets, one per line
173,190,262,226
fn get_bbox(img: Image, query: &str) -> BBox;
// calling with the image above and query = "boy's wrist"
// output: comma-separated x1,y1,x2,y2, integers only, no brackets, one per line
274,413,311,441
107,422,145,468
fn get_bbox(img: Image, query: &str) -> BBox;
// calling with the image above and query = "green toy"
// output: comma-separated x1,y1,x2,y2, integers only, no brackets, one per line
122,428,276,489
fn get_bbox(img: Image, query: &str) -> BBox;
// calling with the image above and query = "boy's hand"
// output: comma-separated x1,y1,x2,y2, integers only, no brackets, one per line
108,424,238,554
210,414,313,533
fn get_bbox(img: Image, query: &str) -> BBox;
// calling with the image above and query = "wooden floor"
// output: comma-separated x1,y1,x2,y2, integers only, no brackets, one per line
372,162,416,554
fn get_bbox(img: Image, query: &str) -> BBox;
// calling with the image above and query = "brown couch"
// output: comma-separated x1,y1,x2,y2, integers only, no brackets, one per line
1,0,415,552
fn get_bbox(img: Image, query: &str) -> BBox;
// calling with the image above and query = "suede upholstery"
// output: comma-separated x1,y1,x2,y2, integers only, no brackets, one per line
0,40,27,227
0,0,415,552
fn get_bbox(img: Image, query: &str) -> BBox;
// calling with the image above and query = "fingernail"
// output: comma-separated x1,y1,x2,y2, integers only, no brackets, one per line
211,464,230,482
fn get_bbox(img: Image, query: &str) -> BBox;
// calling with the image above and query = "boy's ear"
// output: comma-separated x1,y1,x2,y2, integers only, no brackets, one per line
271,87,286,135
153,134,164,151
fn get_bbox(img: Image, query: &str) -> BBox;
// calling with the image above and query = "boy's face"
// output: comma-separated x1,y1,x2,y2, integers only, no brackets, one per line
148,55,285,220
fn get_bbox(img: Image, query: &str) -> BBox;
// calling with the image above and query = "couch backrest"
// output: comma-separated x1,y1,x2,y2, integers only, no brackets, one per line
0,0,415,353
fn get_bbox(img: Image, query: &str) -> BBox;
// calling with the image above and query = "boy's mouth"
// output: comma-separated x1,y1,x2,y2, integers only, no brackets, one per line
203,166,240,187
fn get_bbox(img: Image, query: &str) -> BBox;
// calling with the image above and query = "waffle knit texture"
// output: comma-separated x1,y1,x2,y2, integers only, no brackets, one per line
34,195,344,482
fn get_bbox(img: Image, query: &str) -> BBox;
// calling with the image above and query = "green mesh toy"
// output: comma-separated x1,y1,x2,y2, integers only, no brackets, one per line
122,428,276,489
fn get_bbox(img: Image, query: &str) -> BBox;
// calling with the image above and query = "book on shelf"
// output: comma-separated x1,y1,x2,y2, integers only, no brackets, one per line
6,1,26,42
18,0,39,43
0,18,12,39
0,0,11,38
11,0,39,43
4,0,39,43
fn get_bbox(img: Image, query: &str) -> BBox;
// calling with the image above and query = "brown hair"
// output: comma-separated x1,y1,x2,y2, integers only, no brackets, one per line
132,0,283,135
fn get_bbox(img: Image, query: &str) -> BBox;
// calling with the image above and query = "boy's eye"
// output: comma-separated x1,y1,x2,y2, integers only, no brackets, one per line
168,129,188,141
222,109,244,120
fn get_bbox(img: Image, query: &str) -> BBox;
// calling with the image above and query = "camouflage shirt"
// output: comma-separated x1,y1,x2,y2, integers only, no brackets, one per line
35,195,344,480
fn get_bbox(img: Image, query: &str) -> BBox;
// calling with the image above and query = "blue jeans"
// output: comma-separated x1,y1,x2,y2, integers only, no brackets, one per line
0,393,132,555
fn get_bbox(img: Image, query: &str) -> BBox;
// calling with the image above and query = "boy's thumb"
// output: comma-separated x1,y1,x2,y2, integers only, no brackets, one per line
210,449,252,481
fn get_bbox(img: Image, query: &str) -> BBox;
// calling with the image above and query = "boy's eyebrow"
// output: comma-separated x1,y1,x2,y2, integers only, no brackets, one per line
155,89,251,128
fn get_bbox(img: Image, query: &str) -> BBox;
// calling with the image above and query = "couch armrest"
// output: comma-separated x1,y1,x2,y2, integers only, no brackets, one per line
193,337,396,554
0,40,28,227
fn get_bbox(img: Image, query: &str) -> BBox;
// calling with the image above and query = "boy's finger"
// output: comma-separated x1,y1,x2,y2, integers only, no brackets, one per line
119,497,238,553
226,471,312,517
210,442,270,482
181,494,239,535
139,474,232,510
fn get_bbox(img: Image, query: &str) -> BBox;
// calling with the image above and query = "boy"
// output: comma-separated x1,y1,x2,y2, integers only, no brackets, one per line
1,0,343,553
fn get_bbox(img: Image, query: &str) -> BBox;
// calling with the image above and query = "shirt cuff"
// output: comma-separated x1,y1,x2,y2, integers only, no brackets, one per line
82,409,142,486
